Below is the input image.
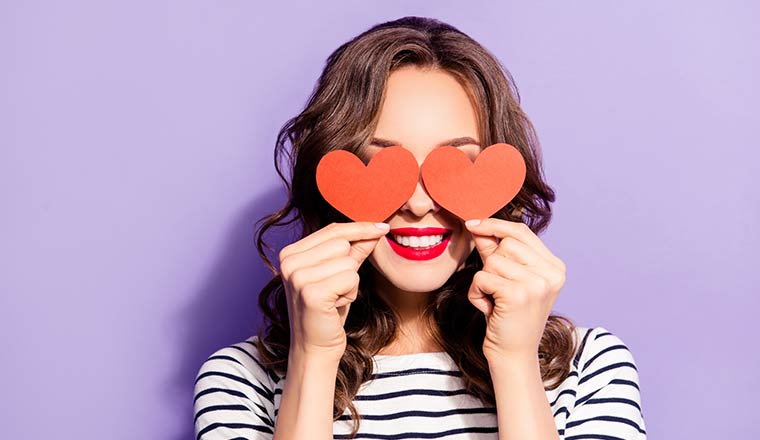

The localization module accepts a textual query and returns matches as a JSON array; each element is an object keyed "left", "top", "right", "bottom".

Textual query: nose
[{"left": 400, "top": 172, "right": 440, "bottom": 218}]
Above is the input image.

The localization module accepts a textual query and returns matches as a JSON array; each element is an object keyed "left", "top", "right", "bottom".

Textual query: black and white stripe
[{"left": 194, "top": 326, "right": 646, "bottom": 439}]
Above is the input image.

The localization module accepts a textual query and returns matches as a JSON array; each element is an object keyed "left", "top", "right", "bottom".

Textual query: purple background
[{"left": 2, "top": 1, "right": 757, "bottom": 439}]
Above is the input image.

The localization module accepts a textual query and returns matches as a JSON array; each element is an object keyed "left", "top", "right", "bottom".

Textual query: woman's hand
[
  {"left": 464, "top": 218, "right": 567, "bottom": 361},
  {"left": 278, "top": 221, "right": 389, "bottom": 360}
]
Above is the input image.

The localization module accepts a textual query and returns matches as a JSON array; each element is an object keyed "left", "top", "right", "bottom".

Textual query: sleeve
[
  {"left": 193, "top": 340, "right": 278, "bottom": 440},
  {"left": 563, "top": 326, "right": 647, "bottom": 440}
]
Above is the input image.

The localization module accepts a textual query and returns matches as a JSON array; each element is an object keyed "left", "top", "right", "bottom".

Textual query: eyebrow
[{"left": 369, "top": 136, "right": 482, "bottom": 148}]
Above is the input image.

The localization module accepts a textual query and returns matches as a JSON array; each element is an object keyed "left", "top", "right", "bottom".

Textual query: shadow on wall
[{"left": 168, "top": 186, "right": 296, "bottom": 440}]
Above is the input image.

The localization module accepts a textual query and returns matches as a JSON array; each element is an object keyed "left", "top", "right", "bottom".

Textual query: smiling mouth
[{"left": 388, "top": 230, "right": 454, "bottom": 249}]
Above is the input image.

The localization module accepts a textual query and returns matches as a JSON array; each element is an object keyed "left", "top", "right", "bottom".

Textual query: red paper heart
[
  {"left": 420, "top": 143, "right": 526, "bottom": 220},
  {"left": 316, "top": 146, "right": 419, "bottom": 222}
]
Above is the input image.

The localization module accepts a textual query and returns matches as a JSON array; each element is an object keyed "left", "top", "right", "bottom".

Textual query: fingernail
[
  {"left": 375, "top": 222, "right": 390, "bottom": 230},
  {"left": 465, "top": 219, "right": 481, "bottom": 227}
]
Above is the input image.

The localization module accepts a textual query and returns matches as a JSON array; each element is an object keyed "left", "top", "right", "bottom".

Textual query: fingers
[
  {"left": 288, "top": 255, "right": 358, "bottom": 292},
  {"left": 302, "top": 268, "right": 361, "bottom": 309},
  {"left": 280, "top": 222, "right": 389, "bottom": 260},
  {"left": 279, "top": 222, "right": 385, "bottom": 323},
  {"left": 469, "top": 232, "right": 500, "bottom": 261},
  {"left": 347, "top": 237, "right": 384, "bottom": 263},
  {"left": 482, "top": 253, "right": 536, "bottom": 281},
  {"left": 280, "top": 223, "right": 387, "bottom": 355},
  {"left": 281, "top": 236, "right": 383, "bottom": 278},
  {"left": 281, "top": 238, "right": 355, "bottom": 278},
  {"left": 465, "top": 218, "right": 564, "bottom": 269},
  {"left": 482, "top": 253, "right": 558, "bottom": 299},
  {"left": 468, "top": 270, "right": 529, "bottom": 317},
  {"left": 483, "top": 236, "right": 547, "bottom": 272},
  {"left": 465, "top": 218, "right": 544, "bottom": 251},
  {"left": 467, "top": 270, "right": 502, "bottom": 318}
]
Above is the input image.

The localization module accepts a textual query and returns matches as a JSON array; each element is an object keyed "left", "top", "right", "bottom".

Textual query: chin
[
  {"left": 374, "top": 263, "right": 454, "bottom": 293},
  {"left": 367, "top": 236, "right": 466, "bottom": 293},
  {"left": 382, "top": 274, "right": 449, "bottom": 293}
]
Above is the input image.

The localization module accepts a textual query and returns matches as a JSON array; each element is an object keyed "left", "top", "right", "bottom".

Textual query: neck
[{"left": 370, "top": 268, "right": 443, "bottom": 354}]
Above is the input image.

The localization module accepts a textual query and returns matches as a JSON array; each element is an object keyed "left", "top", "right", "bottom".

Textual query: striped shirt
[{"left": 194, "top": 325, "right": 646, "bottom": 439}]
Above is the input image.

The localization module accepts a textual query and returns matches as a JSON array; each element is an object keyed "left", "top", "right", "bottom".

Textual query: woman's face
[{"left": 366, "top": 66, "right": 480, "bottom": 293}]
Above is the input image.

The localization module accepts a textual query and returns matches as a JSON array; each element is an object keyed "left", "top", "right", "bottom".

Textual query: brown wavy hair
[{"left": 252, "top": 16, "right": 578, "bottom": 437}]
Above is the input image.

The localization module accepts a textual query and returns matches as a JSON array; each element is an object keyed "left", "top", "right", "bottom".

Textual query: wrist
[
  {"left": 289, "top": 346, "right": 345, "bottom": 366},
  {"left": 484, "top": 349, "right": 540, "bottom": 368}
]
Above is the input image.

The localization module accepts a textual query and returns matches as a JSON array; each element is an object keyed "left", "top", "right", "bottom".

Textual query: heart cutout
[
  {"left": 420, "top": 143, "right": 526, "bottom": 220},
  {"left": 316, "top": 145, "right": 419, "bottom": 222}
]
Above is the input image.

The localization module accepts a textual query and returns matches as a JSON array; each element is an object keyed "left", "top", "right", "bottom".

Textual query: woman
[{"left": 194, "top": 16, "right": 646, "bottom": 440}]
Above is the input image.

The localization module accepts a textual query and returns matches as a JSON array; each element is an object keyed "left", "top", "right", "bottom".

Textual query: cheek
[
  {"left": 463, "top": 233, "right": 476, "bottom": 258},
  {"left": 455, "top": 229, "right": 476, "bottom": 258},
  {"left": 368, "top": 235, "right": 393, "bottom": 266},
  {"left": 461, "top": 229, "right": 475, "bottom": 247},
  {"left": 366, "top": 246, "right": 382, "bottom": 274}
]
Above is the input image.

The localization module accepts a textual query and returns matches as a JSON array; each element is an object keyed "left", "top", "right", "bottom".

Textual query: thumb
[
  {"left": 349, "top": 237, "right": 383, "bottom": 264},
  {"left": 470, "top": 232, "right": 499, "bottom": 261},
  {"left": 336, "top": 284, "right": 357, "bottom": 326},
  {"left": 340, "top": 238, "right": 380, "bottom": 325},
  {"left": 467, "top": 276, "right": 494, "bottom": 318}
]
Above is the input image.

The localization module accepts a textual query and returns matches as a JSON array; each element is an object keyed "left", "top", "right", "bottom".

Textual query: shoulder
[
  {"left": 571, "top": 325, "right": 641, "bottom": 389},
  {"left": 563, "top": 326, "right": 647, "bottom": 437},
  {"left": 194, "top": 335, "right": 281, "bottom": 398},
  {"left": 194, "top": 335, "right": 283, "bottom": 438}
]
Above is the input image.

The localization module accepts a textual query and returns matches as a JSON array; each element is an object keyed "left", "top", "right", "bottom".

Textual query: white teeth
[{"left": 393, "top": 234, "right": 444, "bottom": 248}]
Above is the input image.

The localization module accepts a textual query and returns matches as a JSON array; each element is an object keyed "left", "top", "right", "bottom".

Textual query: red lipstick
[
  {"left": 389, "top": 227, "right": 448, "bottom": 236},
  {"left": 386, "top": 227, "right": 452, "bottom": 261}
]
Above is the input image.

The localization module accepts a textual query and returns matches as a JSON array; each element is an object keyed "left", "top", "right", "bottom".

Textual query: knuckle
[
  {"left": 483, "top": 256, "right": 499, "bottom": 273},
  {"left": 555, "top": 265, "right": 566, "bottom": 279},
  {"left": 335, "top": 238, "right": 351, "bottom": 253},
  {"left": 533, "top": 276, "right": 549, "bottom": 292},
  {"left": 513, "top": 288, "right": 529, "bottom": 305},
  {"left": 289, "top": 267, "right": 306, "bottom": 288},
  {"left": 348, "top": 271, "right": 360, "bottom": 285},
  {"left": 494, "top": 242, "right": 507, "bottom": 256},
  {"left": 323, "top": 238, "right": 349, "bottom": 256},
  {"left": 502, "top": 237, "right": 517, "bottom": 250},
  {"left": 554, "top": 271, "right": 566, "bottom": 287},
  {"left": 279, "top": 257, "right": 293, "bottom": 279},
  {"left": 480, "top": 257, "right": 491, "bottom": 271},
  {"left": 338, "top": 255, "right": 359, "bottom": 271},
  {"left": 337, "top": 267, "right": 352, "bottom": 281},
  {"left": 300, "top": 283, "right": 319, "bottom": 305}
]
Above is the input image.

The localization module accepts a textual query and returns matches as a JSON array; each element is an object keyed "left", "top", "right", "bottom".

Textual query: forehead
[{"left": 372, "top": 67, "right": 480, "bottom": 158}]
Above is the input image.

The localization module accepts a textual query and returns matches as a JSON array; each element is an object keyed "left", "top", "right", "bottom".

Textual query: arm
[
  {"left": 488, "top": 353, "right": 560, "bottom": 440},
  {"left": 272, "top": 350, "right": 341, "bottom": 440}
]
